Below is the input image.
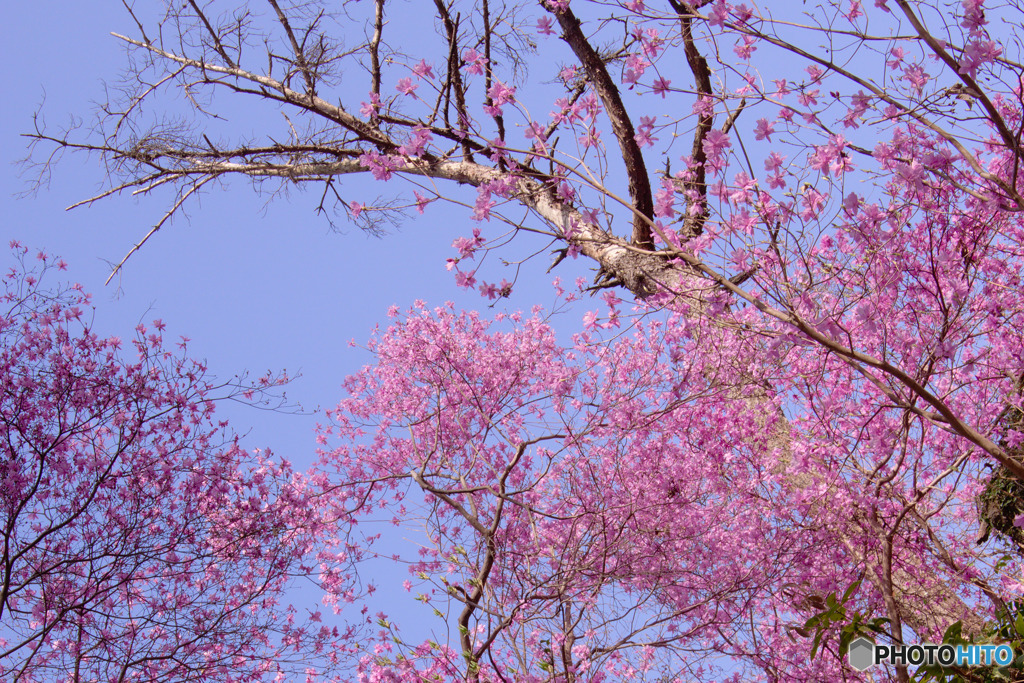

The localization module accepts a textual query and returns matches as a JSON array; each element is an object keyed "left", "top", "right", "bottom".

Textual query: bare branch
[{"left": 187, "top": 0, "right": 237, "bottom": 68}]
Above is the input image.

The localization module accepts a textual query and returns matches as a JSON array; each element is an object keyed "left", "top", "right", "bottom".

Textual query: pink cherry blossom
[
  {"left": 754, "top": 117, "right": 775, "bottom": 140},
  {"left": 412, "top": 59, "right": 435, "bottom": 79},
  {"left": 462, "top": 48, "right": 488, "bottom": 75},
  {"left": 396, "top": 77, "right": 417, "bottom": 95}
]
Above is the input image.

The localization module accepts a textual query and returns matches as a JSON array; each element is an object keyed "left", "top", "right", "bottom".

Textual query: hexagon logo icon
[{"left": 848, "top": 637, "right": 875, "bottom": 671}]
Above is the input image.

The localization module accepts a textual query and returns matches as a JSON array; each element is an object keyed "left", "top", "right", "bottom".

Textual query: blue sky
[{"left": 0, "top": 1, "right": 589, "bottom": 466}]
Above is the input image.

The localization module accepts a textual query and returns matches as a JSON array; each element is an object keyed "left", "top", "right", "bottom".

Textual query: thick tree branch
[
  {"left": 668, "top": 0, "right": 714, "bottom": 238},
  {"left": 552, "top": 6, "right": 656, "bottom": 249}
]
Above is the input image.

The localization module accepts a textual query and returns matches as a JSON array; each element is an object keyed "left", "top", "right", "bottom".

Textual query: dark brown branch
[
  {"left": 434, "top": 0, "right": 473, "bottom": 160},
  {"left": 482, "top": 0, "right": 507, "bottom": 149},
  {"left": 553, "top": 7, "right": 655, "bottom": 249},
  {"left": 668, "top": 0, "right": 714, "bottom": 239}
]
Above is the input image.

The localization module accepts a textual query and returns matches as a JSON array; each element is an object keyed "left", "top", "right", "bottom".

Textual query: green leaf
[
  {"left": 942, "top": 620, "right": 963, "bottom": 645},
  {"left": 802, "top": 614, "right": 821, "bottom": 631},
  {"left": 810, "top": 630, "right": 825, "bottom": 659},
  {"left": 838, "top": 628, "right": 856, "bottom": 656}
]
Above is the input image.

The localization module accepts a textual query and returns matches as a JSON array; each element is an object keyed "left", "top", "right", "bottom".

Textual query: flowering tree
[
  {"left": 0, "top": 245, "right": 336, "bottom": 682},
  {"left": 27, "top": 0, "right": 1024, "bottom": 679},
  {"left": 314, "top": 302, "right": 828, "bottom": 681}
]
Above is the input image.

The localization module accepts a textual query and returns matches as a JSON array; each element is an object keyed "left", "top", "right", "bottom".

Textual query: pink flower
[
  {"left": 454, "top": 269, "right": 477, "bottom": 289},
  {"left": 962, "top": 0, "right": 988, "bottom": 30},
  {"left": 708, "top": 1, "right": 730, "bottom": 28},
  {"left": 525, "top": 122, "right": 548, "bottom": 154},
  {"left": 359, "top": 92, "right": 381, "bottom": 117},
  {"left": 843, "top": 192, "right": 860, "bottom": 215},
  {"left": 654, "top": 180, "right": 676, "bottom": 219},
  {"left": 734, "top": 35, "right": 757, "bottom": 59},
  {"left": 887, "top": 47, "right": 905, "bottom": 69},
  {"left": 456, "top": 228, "right": 487, "bottom": 258},
  {"left": 484, "top": 81, "right": 516, "bottom": 116},
  {"left": 479, "top": 280, "right": 512, "bottom": 300},
  {"left": 414, "top": 191, "right": 433, "bottom": 214},
  {"left": 960, "top": 38, "right": 1001, "bottom": 78},
  {"left": 489, "top": 81, "right": 516, "bottom": 106},
  {"left": 902, "top": 64, "right": 929, "bottom": 94},
  {"left": 396, "top": 77, "right": 417, "bottom": 95},
  {"left": 798, "top": 89, "right": 819, "bottom": 107},
  {"left": 474, "top": 195, "right": 497, "bottom": 220},
  {"left": 480, "top": 281, "right": 499, "bottom": 299},
  {"left": 578, "top": 126, "right": 601, "bottom": 148},
  {"left": 413, "top": 59, "right": 434, "bottom": 80},
  {"left": 898, "top": 159, "right": 928, "bottom": 195},
  {"left": 537, "top": 17, "right": 555, "bottom": 35},
  {"left": 634, "top": 116, "right": 657, "bottom": 147},
  {"left": 692, "top": 96, "right": 714, "bottom": 117},
  {"left": 753, "top": 118, "right": 775, "bottom": 141},
  {"left": 652, "top": 77, "right": 672, "bottom": 98},
  {"left": 728, "top": 210, "right": 757, "bottom": 235},
  {"left": 398, "top": 127, "right": 432, "bottom": 157},
  {"left": 638, "top": 28, "right": 664, "bottom": 58},
  {"left": 462, "top": 48, "right": 488, "bottom": 76},
  {"left": 809, "top": 146, "right": 834, "bottom": 177},
  {"left": 702, "top": 129, "right": 731, "bottom": 164},
  {"left": 622, "top": 54, "right": 649, "bottom": 87},
  {"left": 557, "top": 182, "right": 576, "bottom": 202},
  {"left": 358, "top": 151, "right": 403, "bottom": 181},
  {"left": 764, "top": 151, "right": 786, "bottom": 172},
  {"left": 800, "top": 187, "right": 826, "bottom": 220},
  {"left": 729, "top": 172, "right": 756, "bottom": 204}
]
